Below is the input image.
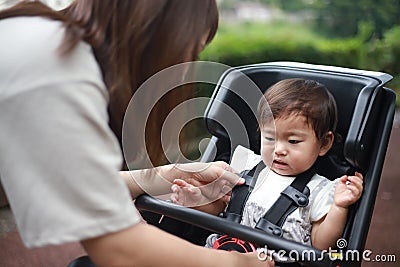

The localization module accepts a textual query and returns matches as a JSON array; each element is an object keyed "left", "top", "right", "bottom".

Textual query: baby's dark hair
[{"left": 258, "top": 78, "right": 338, "bottom": 143}]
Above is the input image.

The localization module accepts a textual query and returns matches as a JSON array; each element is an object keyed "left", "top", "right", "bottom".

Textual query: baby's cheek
[{"left": 261, "top": 149, "right": 274, "bottom": 166}]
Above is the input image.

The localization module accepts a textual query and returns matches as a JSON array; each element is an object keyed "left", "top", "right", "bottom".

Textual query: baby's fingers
[
  {"left": 171, "top": 184, "right": 181, "bottom": 193},
  {"left": 347, "top": 175, "right": 363, "bottom": 189},
  {"left": 173, "top": 178, "right": 191, "bottom": 187},
  {"left": 346, "top": 173, "right": 363, "bottom": 196},
  {"left": 339, "top": 175, "right": 349, "bottom": 184},
  {"left": 354, "top": 171, "right": 363, "bottom": 179},
  {"left": 170, "top": 193, "right": 182, "bottom": 205}
]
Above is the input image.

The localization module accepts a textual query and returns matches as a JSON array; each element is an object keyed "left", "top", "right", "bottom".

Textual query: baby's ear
[{"left": 319, "top": 131, "right": 334, "bottom": 156}]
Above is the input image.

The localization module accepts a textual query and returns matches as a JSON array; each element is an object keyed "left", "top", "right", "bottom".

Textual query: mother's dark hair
[{"left": 0, "top": 0, "right": 218, "bottom": 165}]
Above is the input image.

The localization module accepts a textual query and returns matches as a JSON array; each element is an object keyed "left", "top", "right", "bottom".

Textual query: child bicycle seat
[{"left": 197, "top": 62, "right": 395, "bottom": 265}]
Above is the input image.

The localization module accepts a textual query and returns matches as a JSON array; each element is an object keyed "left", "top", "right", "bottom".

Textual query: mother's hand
[
  {"left": 173, "top": 161, "right": 244, "bottom": 204},
  {"left": 121, "top": 161, "right": 243, "bottom": 201}
]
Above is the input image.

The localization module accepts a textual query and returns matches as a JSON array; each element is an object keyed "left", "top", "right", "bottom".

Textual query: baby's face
[{"left": 260, "top": 115, "right": 324, "bottom": 176}]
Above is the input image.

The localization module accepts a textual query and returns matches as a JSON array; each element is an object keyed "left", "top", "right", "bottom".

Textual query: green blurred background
[{"left": 201, "top": 0, "right": 399, "bottom": 105}]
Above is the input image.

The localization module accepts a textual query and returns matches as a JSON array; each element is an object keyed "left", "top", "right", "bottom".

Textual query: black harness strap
[
  {"left": 255, "top": 164, "right": 316, "bottom": 236},
  {"left": 225, "top": 161, "right": 317, "bottom": 236},
  {"left": 225, "top": 161, "right": 265, "bottom": 223}
]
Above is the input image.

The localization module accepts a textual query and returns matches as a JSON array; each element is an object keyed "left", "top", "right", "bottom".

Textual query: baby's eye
[
  {"left": 289, "top": 139, "right": 301, "bottom": 144},
  {"left": 264, "top": 137, "right": 275, "bottom": 142}
]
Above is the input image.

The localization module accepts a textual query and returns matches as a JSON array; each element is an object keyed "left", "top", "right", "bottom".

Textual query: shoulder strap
[
  {"left": 225, "top": 160, "right": 317, "bottom": 237},
  {"left": 255, "top": 163, "right": 317, "bottom": 236},
  {"left": 224, "top": 161, "right": 265, "bottom": 223}
]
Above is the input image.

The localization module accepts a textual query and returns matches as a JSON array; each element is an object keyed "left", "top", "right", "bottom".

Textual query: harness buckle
[
  {"left": 281, "top": 185, "right": 310, "bottom": 207},
  {"left": 255, "top": 218, "right": 283, "bottom": 237}
]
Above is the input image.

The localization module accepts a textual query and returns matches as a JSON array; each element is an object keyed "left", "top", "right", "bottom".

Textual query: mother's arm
[
  {"left": 121, "top": 161, "right": 243, "bottom": 200},
  {"left": 81, "top": 222, "right": 274, "bottom": 267}
]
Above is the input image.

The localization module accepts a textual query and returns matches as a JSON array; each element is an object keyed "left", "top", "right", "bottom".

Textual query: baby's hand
[
  {"left": 171, "top": 179, "right": 208, "bottom": 207},
  {"left": 334, "top": 172, "right": 364, "bottom": 209}
]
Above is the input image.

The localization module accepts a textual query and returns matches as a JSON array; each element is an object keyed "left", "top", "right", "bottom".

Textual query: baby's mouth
[{"left": 273, "top": 159, "right": 288, "bottom": 168}]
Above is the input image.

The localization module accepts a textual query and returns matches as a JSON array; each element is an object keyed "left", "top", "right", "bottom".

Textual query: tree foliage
[
  {"left": 258, "top": 0, "right": 400, "bottom": 38},
  {"left": 310, "top": 0, "right": 400, "bottom": 38}
]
